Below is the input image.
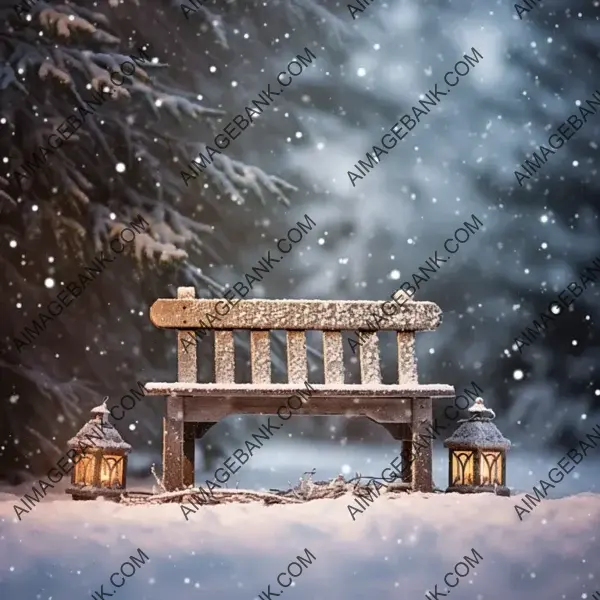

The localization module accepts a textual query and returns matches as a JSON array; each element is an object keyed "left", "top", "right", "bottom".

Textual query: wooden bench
[{"left": 146, "top": 287, "right": 455, "bottom": 493}]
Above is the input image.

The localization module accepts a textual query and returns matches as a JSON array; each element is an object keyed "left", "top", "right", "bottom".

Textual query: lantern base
[
  {"left": 445, "top": 485, "right": 510, "bottom": 497},
  {"left": 66, "top": 487, "right": 124, "bottom": 502}
]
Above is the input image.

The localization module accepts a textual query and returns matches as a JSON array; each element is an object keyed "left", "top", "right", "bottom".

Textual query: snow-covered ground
[
  {"left": 1, "top": 438, "right": 600, "bottom": 600},
  {"left": 0, "top": 490, "right": 599, "bottom": 600}
]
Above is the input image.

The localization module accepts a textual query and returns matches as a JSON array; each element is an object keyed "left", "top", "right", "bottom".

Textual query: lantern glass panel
[
  {"left": 100, "top": 454, "right": 124, "bottom": 488},
  {"left": 74, "top": 452, "right": 95, "bottom": 486},
  {"left": 480, "top": 451, "right": 503, "bottom": 485},
  {"left": 451, "top": 450, "right": 474, "bottom": 485}
]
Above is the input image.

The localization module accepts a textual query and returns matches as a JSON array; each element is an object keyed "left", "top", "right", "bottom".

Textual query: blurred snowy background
[{"left": 1, "top": 0, "right": 600, "bottom": 483}]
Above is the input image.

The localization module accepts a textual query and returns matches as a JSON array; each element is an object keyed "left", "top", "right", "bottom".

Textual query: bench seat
[
  {"left": 147, "top": 383, "right": 454, "bottom": 424},
  {"left": 145, "top": 382, "right": 455, "bottom": 398}
]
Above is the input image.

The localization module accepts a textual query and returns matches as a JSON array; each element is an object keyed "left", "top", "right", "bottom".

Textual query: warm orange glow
[
  {"left": 480, "top": 451, "right": 503, "bottom": 485},
  {"left": 99, "top": 454, "right": 124, "bottom": 488},
  {"left": 74, "top": 453, "right": 95, "bottom": 486},
  {"left": 451, "top": 450, "right": 474, "bottom": 485}
]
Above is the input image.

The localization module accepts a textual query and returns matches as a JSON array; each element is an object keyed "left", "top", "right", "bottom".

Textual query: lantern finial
[
  {"left": 91, "top": 397, "right": 111, "bottom": 424},
  {"left": 468, "top": 396, "right": 495, "bottom": 420},
  {"left": 101, "top": 396, "right": 109, "bottom": 421}
]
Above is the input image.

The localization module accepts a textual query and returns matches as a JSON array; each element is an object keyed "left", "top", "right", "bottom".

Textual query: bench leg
[
  {"left": 183, "top": 423, "right": 196, "bottom": 488},
  {"left": 401, "top": 440, "right": 412, "bottom": 482},
  {"left": 181, "top": 423, "right": 218, "bottom": 488},
  {"left": 411, "top": 397, "right": 433, "bottom": 493},
  {"left": 163, "top": 397, "right": 185, "bottom": 491}
]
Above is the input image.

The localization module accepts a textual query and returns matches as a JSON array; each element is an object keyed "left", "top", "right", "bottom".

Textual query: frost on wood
[
  {"left": 286, "top": 331, "right": 308, "bottom": 383},
  {"left": 359, "top": 332, "right": 381, "bottom": 384},
  {"left": 144, "top": 382, "right": 456, "bottom": 397},
  {"left": 177, "top": 287, "right": 197, "bottom": 383},
  {"left": 153, "top": 296, "right": 451, "bottom": 390},
  {"left": 323, "top": 332, "right": 344, "bottom": 384},
  {"left": 150, "top": 299, "right": 442, "bottom": 331},
  {"left": 214, "top": 331, "right": 235, "bottom": 383},
  {"left": 251, "top": 331, "right": 271, "bottom": 383},
  {"left": 397, "top": 333, "right": 418, "bottom": 384}
]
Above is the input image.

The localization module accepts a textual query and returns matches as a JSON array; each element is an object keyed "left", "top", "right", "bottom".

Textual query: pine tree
[{"left": 0, "top": 0, "right": 310, "bottom": 481}]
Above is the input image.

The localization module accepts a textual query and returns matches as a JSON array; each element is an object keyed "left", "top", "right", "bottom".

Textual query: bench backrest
[{"left": 149, "top": 287, "right": 443, "bottom": 386}]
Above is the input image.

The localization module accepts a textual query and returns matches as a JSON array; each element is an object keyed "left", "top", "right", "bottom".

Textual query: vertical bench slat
[
  {"left": 178, "top": 288, "right": 197, "bottom": 489},
  {"left": 163, "top": 286, "right": 197, "bottom": 491},
  {"left": 323, "top": 331, "right": 344, "bottom": 384},
  {"left": 397, "top": 332, "right": 417, "bottom": 384},
  {"left": 287, "top": 330, "right": 308, "bottom": 383},
  {"left": 359, "top": 332, "right": 382, "bottom": 384},
  {"left": 177, "top": 288, "right": 198, "bottom": 384},
  {"left": 251, "top": 331, "right": 271, "bottom": 383},
  {"left": 214, "top": 330, "right": 235, "bottom": 383}
]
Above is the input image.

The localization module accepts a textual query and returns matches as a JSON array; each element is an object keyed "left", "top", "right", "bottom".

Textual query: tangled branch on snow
[{"left": 120, "top": 469, "right": 418, "bottom": 506}]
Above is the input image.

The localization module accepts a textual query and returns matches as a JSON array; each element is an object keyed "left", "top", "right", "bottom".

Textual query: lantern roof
[
  {"left": 67, "top": 397, "right": 132, "bottom": 452},
  {"left": 444, "top": 396, "right": 511, "bottom": 451}
]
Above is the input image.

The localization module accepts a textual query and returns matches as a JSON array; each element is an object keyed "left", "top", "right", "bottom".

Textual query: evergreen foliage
[{"left": 0, "top": 0, "right": 305, "bottom": 481}]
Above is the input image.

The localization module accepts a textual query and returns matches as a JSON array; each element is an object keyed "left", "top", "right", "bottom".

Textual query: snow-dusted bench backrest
[{"left": 149, "top": 287, "right": 443, "bottom": 386}]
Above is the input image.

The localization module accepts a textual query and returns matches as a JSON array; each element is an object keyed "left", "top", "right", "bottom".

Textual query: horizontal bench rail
[
  {"left": 149, "top": 298, "right": 442, "bottom": 331},
  {"left": 145, "top": 382, "right": 455, "bottom": 398},
  {"left": 181, "top": 396, "right": 415, "bottom": 423}
]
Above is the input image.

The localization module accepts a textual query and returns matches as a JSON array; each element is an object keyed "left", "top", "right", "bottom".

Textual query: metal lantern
[
  {"left": 66, "top": 398, "right": 131, "bottom": 501},
  {"left": 443, "top": 396, "right": 511, "bottom": 496}
]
